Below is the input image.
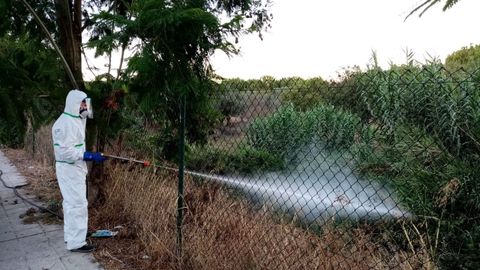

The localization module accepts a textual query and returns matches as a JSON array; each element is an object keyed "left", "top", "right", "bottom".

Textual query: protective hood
[{"left": 64, "top": 90, "right": 88, "bottom": 117}]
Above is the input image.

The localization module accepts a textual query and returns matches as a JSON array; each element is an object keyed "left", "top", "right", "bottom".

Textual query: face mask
[
  {"left": 79, "top": 98, "right": 94, "bottom": 119},
  {"left": 80, "top": 109, "right": 89, "bottom": 119}
]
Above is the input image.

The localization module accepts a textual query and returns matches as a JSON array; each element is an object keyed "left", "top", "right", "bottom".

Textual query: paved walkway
[{"left": 0, "top": 150, "right": 103, "bottom": 270}]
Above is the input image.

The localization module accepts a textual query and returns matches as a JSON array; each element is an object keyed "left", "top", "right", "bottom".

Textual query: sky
[
  {"left": 210, "top": 0, "right": 480, "bottom": 80},
  {"left": 83, "top": 0, "right": 480, "bottom": 81}
]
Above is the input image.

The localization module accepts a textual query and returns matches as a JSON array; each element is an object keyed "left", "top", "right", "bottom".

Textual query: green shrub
[
  {"left": 246, "top": 104, "right": 311, "bottom": 163},
  {"left": 186, "top": 143, "right": 284, "bottom": 174},
  {"left": 351, "top": 126, "right": 444, "bottom": 210},
  {"left": 0, "top": 35, "right": 65, "bottom": 147},
  {"left": 215, "top": 91, "right": 247, "bottom": 118},
  {"left": 246, "top": 103, "right": 365, "bottom": 164},
  {"left": 228, "top": 145, "right": 284, "bottom": 173},
  {"left": 280, "top": 79, "right": 328, "bottom": 111},
  {"left": 117, "top": 104, "right": 164, "bottom": 158},
  {"left": 307, "top": 105, "right": 363, "bottom": 149},
  {"left": 186, "top": 144, "right": 230, "bottom": 173},
  {"left": 281, "top": 88, "right": 321, "bottom": 111},
  {"left": 445, "top": 44, "right": 480, "bottom": 72}
]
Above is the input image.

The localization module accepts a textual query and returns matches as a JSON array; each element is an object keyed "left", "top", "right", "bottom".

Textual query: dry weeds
[
  {"left": 3, "top": 148, "right": 60, "bottom": 205},
  {"left": 24, "top": 123, "right": 55, "bottom": 166},
  {"left": 90, "top": 164, "right": 435, "bottom": 270},
  {"left": 3, "top": 140, "right": 437, "bottom": 269}
]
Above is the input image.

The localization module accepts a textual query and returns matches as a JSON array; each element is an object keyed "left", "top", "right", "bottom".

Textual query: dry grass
[
  {"left": 91, "top": 164, "right": 435, "bottom": 270},
  {"left": 5, "top": 123, "right": 59, "bottom": 220},
  {"left": 3, "top": 125, "right": 437, "bottom": 269},
  {"left": 23, "top": 123, "right": 55, "bottom": 167},
  {"left": 3, "top": 148, "right": 60, "bottom": 205},
  {"left": 3, "top": 147, "right": 62, "bottom": 224}
]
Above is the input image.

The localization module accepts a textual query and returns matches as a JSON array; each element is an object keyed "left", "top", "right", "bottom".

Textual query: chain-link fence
[{"left": 177, "top": 65, "right": 480, "bottom": 269}]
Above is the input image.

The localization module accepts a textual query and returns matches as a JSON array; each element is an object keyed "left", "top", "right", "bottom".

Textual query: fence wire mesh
[{"left": 179, "top": 66, "right": 480, "bottom": 269}]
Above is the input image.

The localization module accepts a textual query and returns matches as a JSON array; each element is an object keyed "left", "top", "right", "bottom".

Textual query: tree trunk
[
  {"left": 55, "top": 0, "right": 103, "bottom": 205},
  {"left": 54, "top": 0, "right": 84, "bottom": 89}
]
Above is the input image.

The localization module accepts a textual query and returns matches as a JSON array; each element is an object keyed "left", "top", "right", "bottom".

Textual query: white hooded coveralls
[{"left": 52, "top": 90, "right": 88, "bottom": 250}]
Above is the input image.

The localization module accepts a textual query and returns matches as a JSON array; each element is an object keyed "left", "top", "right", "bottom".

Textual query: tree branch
[{"left": 18, "top": 0, "right": 79, "bottom": 89}]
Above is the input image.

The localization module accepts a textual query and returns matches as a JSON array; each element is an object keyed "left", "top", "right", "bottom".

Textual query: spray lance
[
  {"left": 100, "top": 153, "right": 181, "bottom": 173},
  {"left": 100, "top": 153, "right": 212, "bottom": 179},
  {"left": 101, "top": 154, "right": 152, "bottom": 167}
]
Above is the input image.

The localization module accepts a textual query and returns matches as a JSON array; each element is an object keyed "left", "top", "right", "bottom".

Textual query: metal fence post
[{"left": 176, "top": 94, "right": 186, "bottom": 260}]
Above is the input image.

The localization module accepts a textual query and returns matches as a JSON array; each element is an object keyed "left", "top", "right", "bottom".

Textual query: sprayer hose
[{"left": 0, "top": 169, "right": 63, "bottom": 219}]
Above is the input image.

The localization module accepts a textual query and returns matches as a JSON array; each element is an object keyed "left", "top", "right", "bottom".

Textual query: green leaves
[
  {"left": 406, "top": 0, "right": 461, "bottom": 19},
  {"left": 247, "top": 104, "right": 306, "bottom": 163},
  {"left": 0, "top": 0, "right": 10, "bottom": 23},
  {"left": 84, "top": 0, "right": 272, "bottom": 158},
  {"left": 186, "top": 143, "right": 283, "bottom": 174},
  {"left": 445, "top": 44, "right": 480, "bottom": 72},
  {"left": 356, "top": 65, "right": 480, "bottom": 157},
  {"left": 247, "top": 103, "right": 363, "bottom": 164},
  {"left": 0, "top": 34, "right": 65, "bottom": 145}
]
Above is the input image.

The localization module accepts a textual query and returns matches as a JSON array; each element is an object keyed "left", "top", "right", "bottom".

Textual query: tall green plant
[
  {"left": 88, "top": 0, "right": 272, "bottom": 159},
  {"left": 247, "top": 103, "right": 365, "bottom": 164},
  {"left": 318, "top": 64, "right": 476, "bottom": 158},
  {"left": 327, "top": 64, "right": 480, "bottom": 268},
  {"left": 247, "top": 104, "right": 310, "bottom": 163}
]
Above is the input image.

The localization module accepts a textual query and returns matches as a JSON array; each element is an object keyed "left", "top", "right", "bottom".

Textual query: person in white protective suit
[{"left": 52, "top": 89, "right": 107, "bottom": 253}]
